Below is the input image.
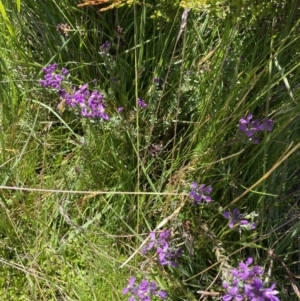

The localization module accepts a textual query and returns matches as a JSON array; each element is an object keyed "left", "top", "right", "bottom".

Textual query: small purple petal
[
  {"left": 239, "top": 118, "right": 248, "bottom": 125},
  {"left": 157, "top": 290, "right": 168, "bottom": 299},
  {"left": 223, "top": 294, "right": 233, "bottom": 301},
  {"left": 250, "top": 222, "right": 256, "bottom": 229},
  {"left": 61, "top": 68, "right": 69, "bottom": 75},
  {"left": 129, "top": 277, "right": 136, "bottom": 286},
  {"left": 240, "top": 220, "right": 249, "bottom": 225},
  {"left": 223, "top": 211, "right": 230, "bottom": 219},
  {"left": 191, "top": 182, "right": 198, "bottom": 189},
  {"left": 204, "top": 196, "right": 212, "bottom": 202},
  {"left": 246, "top": 257, "right": 253, "bottom": 265},
  {"left": 137, "top": 98, "right": 147, "bottom": 108}
]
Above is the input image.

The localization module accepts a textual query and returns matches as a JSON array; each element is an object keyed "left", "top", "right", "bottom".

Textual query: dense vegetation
[{"left": 0, "top": 0, "right": 300, "bottom": 300}]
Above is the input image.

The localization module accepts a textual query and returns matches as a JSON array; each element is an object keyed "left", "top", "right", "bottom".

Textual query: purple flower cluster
[
  {"left": 189, "top": 182, "right": 213, "bottom": 204},
  {"left": 142, "top": 229, "right": 182, "bottom": 267},
  {"left": 137, "top": 98, "right": 147, "bottom": 109},
  {"left": 223, "top": 208, "right": 256, "bottom": 230},
  {"left": 39, "top": 63, "right": 69, "bottom": 89},
  {"left": 100, "top": 41, "right": 110, "bottom": 55},
  {"left": 239, "top": 114, "right": 273, "bottom": 144},
  {"left": 223, "top": 258, "right": 280, "bottom": 301},
  {"left": 122, "top": 277, "right": 167, "bottom": 301},
  {"left": 40, "top": 63, "right": 109, "bottom": 120}
]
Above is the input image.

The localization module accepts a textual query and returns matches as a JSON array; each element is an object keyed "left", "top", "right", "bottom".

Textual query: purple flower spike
[
  {"left": 100, "top": 40, "right": 110, "bottom": 55},
  {"left": 239, "top": 114, "right": 274, "bottom": 144},
  {"left": 222, "top": 259, "right": 280, "bottom": 301},
  {"left": 39, "top": 63, "right": 67, "bottom": 90},
  {"left": 122, "top": 277, "right": 167, "bottom": 300},
  {"left": 101, "top": 41, "right": 110, "bottom": 49},
  {"left": 137, "top": 98, "right": 147, "bottom": 109},
  {"left": 40, "top": 64, "right": 110, "bottom": 120},
  {"left": 142, "top": 229, "right": 182, "bottom": 267},
  {"left": 190, "top": 182, "right": 213, "bottom": 204},
  {"left": 244, "top": 279, "right": 280, "bottom": 301}
]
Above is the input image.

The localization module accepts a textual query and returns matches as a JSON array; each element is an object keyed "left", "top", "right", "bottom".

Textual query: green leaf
[
  {"left": 16, "top": 0, "right": 20, "bottom": 12},
  {"left": 0, "top": 1, "right": 16, "bottom": 38}
]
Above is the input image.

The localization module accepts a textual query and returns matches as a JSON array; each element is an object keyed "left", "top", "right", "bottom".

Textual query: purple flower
[
  {"left": 142, "top": 229, "right": 182, "bottom": 267},
  {"left": 244, "top": 279, "right": 280, "bottom": 301},
  {"left": 228, "top": 257, "right": 263, "bottom": 282},
  {"left": 158, "top": 247, "right": 182, "bottom": 267},
  {"left": 39, "top": 63, "right": 67, "bottom": 90},
  {"left": 157, "top": 290, "right": 167, "bottom": 299},
  {"left": 148, "top": 282, "right": 157, "bottom": 294},
  {"left": 222, "top": 258, "right": 279, "bottom": 301},
  {"left": 159, "top": 229, "right": 171, "bottom": 240},
  {"left": 237, "top": 257, "right": 263, "bottom": 280},
  {"left": 239, "top": 114, "right": 273, "bottom": 144},
  {"left": 262, "top": 118, "right": 274, "bottom": 132},
  {"left": 122, "top": 277, "right": 136, "bottom": 295},
  {"left": 190, "top": 182, "right": 212, "bottom": 204},
  {"left": 239, "top": 114, "right": 260, "bottom": 137},
  {"left": 100, "top": 40, "right": 110, "bottom": 55},
  {"left": 61, "top": 68, "right": 69, "bottom": 75},
  {"left": 42, "top": 63, "right": 58, "bottom": 74},
  {"left": 122, "top": 277, "right": 167, "bottom": 300},
  {"left": 222, "top": 285, "right": 243, "bottom": 301},
  {"left": 101, "top": 41, "right": 110, "bottom": 49},
  {"left": 137, "top": 98, "right": 147, "bottom": 108},
  {"left": 223, "top": 208, "right": 256, "bottom": 230},
  {"left": 40, "top": 64, "right": 109, "bottom": 120},
  {"left": 117, "top": 107, "right": 124, "bottom": 113}
]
